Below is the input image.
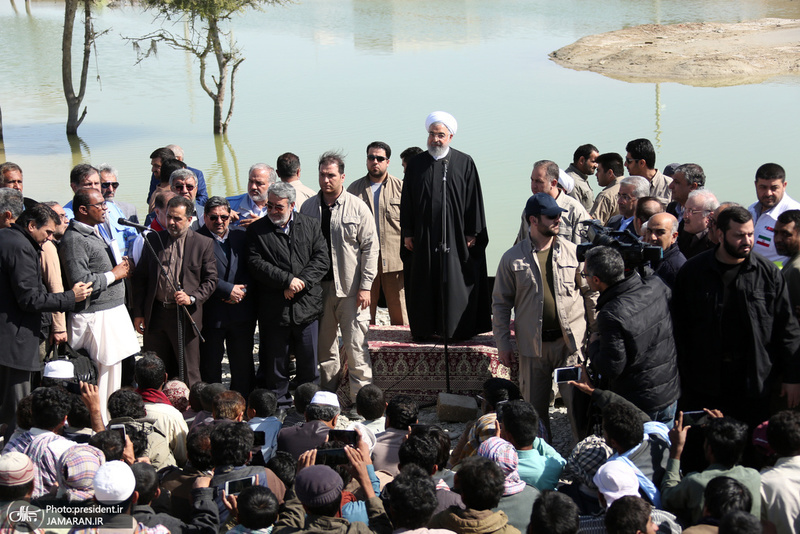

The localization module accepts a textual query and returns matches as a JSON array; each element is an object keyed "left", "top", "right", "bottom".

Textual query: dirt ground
[{"left": 550, "top": 18, "right": 800, "bottom": 87}]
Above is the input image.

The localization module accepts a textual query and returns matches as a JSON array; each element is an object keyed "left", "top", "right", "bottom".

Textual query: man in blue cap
[{"left": 492, "top": 193, "right": 597, "bottom": 439}]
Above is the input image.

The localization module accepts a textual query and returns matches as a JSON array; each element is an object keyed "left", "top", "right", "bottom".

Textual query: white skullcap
[
  {"left": 93, "top": 461, "right": 135, "bottom": 504},
  {"left": 593, "top": 461, "right": 640, "bottom": 508},
  {"left": 425, "top": 111, "right": 458, "bottom": 136},
  {"left": 310, "top": 391, "right": 340, "bottom": 408},
  {"left": 558, "top": 168, "right": 575, "bottom": 194},
  {"left": 43, "top": 360, "right": 75, "bottom": 379}
]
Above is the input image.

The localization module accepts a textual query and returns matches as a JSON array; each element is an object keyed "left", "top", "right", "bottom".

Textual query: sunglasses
[
  {"left": 367, "top": 155, "right": 387, "bottom": 162},
  {"left": 208, "top": 214, "right": 229, "bottom": 222},
  {"left": 101, "top": 182, "right": 119, "bottom": 189}
]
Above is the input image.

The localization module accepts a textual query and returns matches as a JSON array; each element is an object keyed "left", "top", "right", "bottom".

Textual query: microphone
[{"left": 117, "top": 218, "right": 150, "bottom": 233}]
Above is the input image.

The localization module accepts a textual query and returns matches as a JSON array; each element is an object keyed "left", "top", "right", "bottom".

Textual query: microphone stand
[
  {"left": 436, "top": 159, "right": 452, "bottom": 394},
  {"left": 139, "top": 230, "right": 205, "bottom": 383}
]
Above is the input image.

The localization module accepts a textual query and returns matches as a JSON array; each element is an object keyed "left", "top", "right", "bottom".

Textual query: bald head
[{"left": 645, "top": 212, "right": 679, "bottom": 251}]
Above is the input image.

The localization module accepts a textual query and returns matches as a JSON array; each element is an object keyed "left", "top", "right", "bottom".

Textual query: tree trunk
[
  {"left": 208, "top": 20, "right": 228, "bottom": 134},
  {"left": 63, "top": 0, "right": 92, "bottom": 135},
  {"left": 0, "top": 105, "right": 4, "bottom": 142}
]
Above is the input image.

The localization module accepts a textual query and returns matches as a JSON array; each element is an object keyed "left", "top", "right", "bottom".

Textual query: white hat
[
  {"left": 558, "top": 168, "right": 575, "bottom": 194},
  {"left": 310, "top": 391, "right": 340, "bottom": 408},
  {"left": 43, "top": 360, "right": 74, "bottom": 379},
  {"left": 93, "top": 461, "right": 135, "bottom": 504},
  {"left": 593, "top": 461, "right": 640, "bottom": 508},
  {"left": 425, "top": 111, "right": 458, "bottom": 136}
]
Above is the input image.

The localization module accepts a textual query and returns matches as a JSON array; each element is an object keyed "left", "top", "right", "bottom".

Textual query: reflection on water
[{"left": 1, "top": 0, "right": 800, "bottom": 269}]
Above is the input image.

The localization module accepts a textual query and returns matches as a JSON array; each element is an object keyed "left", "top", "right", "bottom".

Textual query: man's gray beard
[
  {"left": 269, "top": 214, "right": 289, "bottom": 227},
  {"left": 428, "top": 144, "right": 448, "bottom": 159},
  {"left": 250, "top": 192, "right": 267, "bottom": 203}
]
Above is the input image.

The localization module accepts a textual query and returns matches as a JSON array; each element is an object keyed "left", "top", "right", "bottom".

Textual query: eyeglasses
[
  {"left": 174, "top": 184, "right": 195, "bottom": 191},
  {"left": 367, "top": 155, "right": 387, "bottom": 162},
  {"left": 208, "top": 214, "right": 229, "bottom": 222},
  {"left": 686, "top": 208, "right": 710, "bottom": 216},
  {"left": 101, "top": 182, "right": 119, "bottom": 189},
  {"left": 624, "top": 157, "right": 636, "bottom": 165},
  {"left": 267, "top": 202, "right": 288, "bottom": 212},
  {"left": 428, "top": 132, "right": 449, "bottom": 140},
  {"left": 88, "top": 201, "right": 107, "bottom": 209},
  {"left": 617, "top": 193, "right": 634, "bottom": 201}
]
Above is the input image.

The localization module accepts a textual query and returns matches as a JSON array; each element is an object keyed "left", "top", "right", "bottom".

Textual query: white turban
[
  {"left": 558, "top": 168, "right": 575, "bottom": 194},
  {"left": 425, "top": 111, "right": 458, "bottom": 136}
]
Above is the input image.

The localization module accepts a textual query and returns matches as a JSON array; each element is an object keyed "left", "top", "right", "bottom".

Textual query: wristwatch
[{"left": 189, "top": 296, "right": 196, "bottom": 305}]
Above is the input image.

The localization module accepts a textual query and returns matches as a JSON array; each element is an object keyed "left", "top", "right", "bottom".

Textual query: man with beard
[
  {"left": 248, "top": 181, "right": 329, "bottom": 409},
  {"left": 493, "top": 193, "right": 596, "bottom": 438},
  {"left": 132, "top": 195, "right": 217, "bottom": 386},
  {"left": 774, "top": 210, "right": 800, "bottom": 313},
  {"left": 347, "top": 141, "right": 406, "bottom": 325},
  {"left": 198, "top": 196, "right": 256, "bottom": 395},
  {"left": 748, "top": 163, "right": 800, "bottom": 265},
  {"left": 400, "top": 111, "right": 491, "bottom": 341},
  {"left": 228, "top": 163, "right": 277, "bottom": 228},
  {"left": 673, "top": 206, "right": 800, "bottom": 426},
  {"left": 565, "top": 144, "right": 599, "bottom": 212}
]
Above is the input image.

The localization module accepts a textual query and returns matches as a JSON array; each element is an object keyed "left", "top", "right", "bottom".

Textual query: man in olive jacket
[{"left": 247, "top": 181, "right": 329, "bottom": 408}]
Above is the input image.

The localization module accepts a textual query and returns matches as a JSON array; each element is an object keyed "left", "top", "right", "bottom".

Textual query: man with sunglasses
[
  {"left": 493, "top": 193, "right": 597, "bottom": 439},
  {"left": 197, "top": 196, "right": 256, "bottom": 396},
  {"left": 98, "top": 163, "right": 138, "bottom": 224},
  {"left": 63, "top": 163, "right": 138, "bottom": 256},
  {"left": 347, "top": 141, "right": 407, "bottom": 325},
  {"left": 170, "top": 168, "right": 204, "bottom": 230}
]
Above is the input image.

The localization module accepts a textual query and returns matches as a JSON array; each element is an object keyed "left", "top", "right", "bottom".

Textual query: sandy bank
[{"left": 550, "top": 18, "right": 800, "bottom": 87}]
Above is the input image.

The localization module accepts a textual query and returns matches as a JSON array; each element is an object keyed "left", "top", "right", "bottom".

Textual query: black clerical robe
[{"left": 400, "top": 147, "right": 491, "bottom": 341}]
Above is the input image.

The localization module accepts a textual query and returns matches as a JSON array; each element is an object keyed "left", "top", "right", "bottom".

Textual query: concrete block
[{"left": 437, "top": 392, "right": 480, "bottom": 423}]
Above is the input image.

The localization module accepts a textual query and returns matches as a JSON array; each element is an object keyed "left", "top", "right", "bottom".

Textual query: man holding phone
[
  {"left": 493, "top": 193, "right": 597, "bottom": 439},
  {"left": 583, "top": 246, "right": 680, "bottom": 425}
]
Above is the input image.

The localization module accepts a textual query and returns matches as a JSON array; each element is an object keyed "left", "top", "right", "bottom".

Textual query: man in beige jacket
[
  {"left": 347, "top": 141, "right": 406, "bottom": 325},
  {"left": 300, "top": 151, "right": 379, "bottom": 403},
  {"left": 493, "top": 193, "right": 597, "bottom": 439}
]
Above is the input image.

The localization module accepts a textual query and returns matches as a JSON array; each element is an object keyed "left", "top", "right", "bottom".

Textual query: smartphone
[
  {"left": 682, "top": 410, "right": 708, "bottom": 427},
  {"left": 328, "top": 429, "right": 359, "bottom": 447},
  {"left": 555, "top": 366, "right": 581, "bottom": 383},
  {"left": 65, "top": 381, "right": 82, "bottom": 395},
  {"left": 109, "top": 423, "right": 126, "bottom": 442},
  {"left": 316, "top": 448, "right": 350, "bottom": 467},
  {"left": 224, "top": 475, "right": 256, "bottom": 496},
  {"left": 253, "top": 431, "right": 266, "bottom": 448}
]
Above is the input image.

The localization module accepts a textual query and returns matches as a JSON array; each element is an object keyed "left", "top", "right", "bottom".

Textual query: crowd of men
[{"left": 1, "top": 112, "right": 800, "bottom": 532}]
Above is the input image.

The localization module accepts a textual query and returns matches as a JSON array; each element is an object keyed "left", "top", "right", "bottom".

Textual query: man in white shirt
[{"left": 748, "top": 163, "right": 800, "bottom": 265}]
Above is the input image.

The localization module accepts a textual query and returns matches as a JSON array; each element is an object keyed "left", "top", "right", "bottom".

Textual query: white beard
[{"left": 427, "top": 144, "right": 449, "bottom": 160}]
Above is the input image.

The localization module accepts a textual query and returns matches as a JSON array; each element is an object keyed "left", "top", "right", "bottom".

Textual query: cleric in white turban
[
  {"left": 425, "top": 111, "right": 458, "bottom": 136},
  {"left": 400, "top": 111, "right": 491, "bottom": 342}
]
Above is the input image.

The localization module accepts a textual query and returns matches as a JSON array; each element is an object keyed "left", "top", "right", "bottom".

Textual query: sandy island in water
[{"left": 549, "top": 18, "right": 800, "bottom": 87}]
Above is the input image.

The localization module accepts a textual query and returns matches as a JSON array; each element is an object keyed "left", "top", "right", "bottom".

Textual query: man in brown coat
[{"left": 347, "top": 141, "right": 406, "bottom": 325}]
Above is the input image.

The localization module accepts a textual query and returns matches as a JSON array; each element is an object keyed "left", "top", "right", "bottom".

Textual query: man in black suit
[
  {"left": 197, "top": 196, "right": 256, "bottom": 395},
  {"left": 132, "top": 196, "right": 217, "bottom": 386}
]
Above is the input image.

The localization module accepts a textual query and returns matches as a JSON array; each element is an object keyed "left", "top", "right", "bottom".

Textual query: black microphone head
[{"left": 117, "top": 217, "right": 127, "bottom": 225}]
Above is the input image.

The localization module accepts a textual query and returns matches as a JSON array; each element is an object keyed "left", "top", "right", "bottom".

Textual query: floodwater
[{"left": 2, "top": 0, "right": 800, "bottom": 269}]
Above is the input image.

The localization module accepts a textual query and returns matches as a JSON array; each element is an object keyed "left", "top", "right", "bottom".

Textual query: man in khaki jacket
[
  {"left": 300, "top": 151, "right": 379, "bottom": 403},
  {"left": 493, "top": 193, "right": 597, "bottom": 439},
  {"left": 346, "top": 141, "right": 406, "bottom": 325}
]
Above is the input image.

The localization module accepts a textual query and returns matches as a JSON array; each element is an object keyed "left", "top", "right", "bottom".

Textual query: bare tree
[
  {"left": 130, "top": 0, "right": 284, "bottom": 134},
  {"left": 62, "top": 0, "right": 92, "bottom": 135}
]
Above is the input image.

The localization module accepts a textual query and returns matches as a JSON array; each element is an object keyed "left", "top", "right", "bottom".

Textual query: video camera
[{"left": 576, "top": 220, "right": 662, "bottom": 273}]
